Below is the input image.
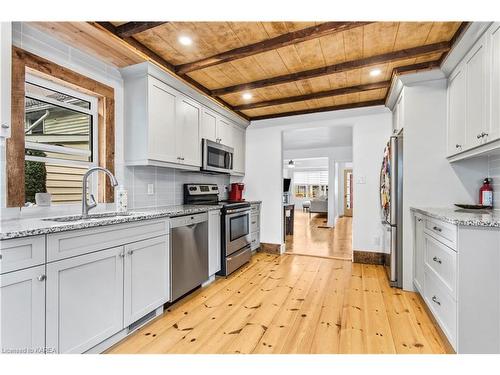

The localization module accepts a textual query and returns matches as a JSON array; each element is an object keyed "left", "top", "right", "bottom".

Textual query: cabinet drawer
[
  {"left": 250, "top": 213, "right": 260, "bottom": 234},
  {"left": 250, "top": 231, "right": 260, "bottom": 251},
  {"left": 47, "top": 219, "right": 169, "bottom": 262},
  {"left": 424, "top": 217, "right": 457, "bottom": 249},
  {"left": 424, "top": 233, "right": 457, "bottom": 297},
  {"left": 250, "top": 203, "right": 261, "bottom": 214},
  {"left": 0, "top": 236, "right": 45, "bottom": 274},
  {"left": 424, "top": 271, "right": 457, "bottom": 349}
]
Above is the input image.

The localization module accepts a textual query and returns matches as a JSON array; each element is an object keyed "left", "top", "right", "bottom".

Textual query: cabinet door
[
  {"left": 208, "top": 210, "right": 221, "bottom": 276},
  {"left": 123, "top": 235, "right": 170, "bottom": 327},
  {"left": 177, "top": 96, "right": 201, "bottom": 167},
  {"left": 466, "top": 36, "right": 489, "bottom": 148},
  {"left": 46, "top": 247, "right": 124, "bottom": 354},
  {"left": 0, "top": 22, "right": 11, "bottom": 138},
  {"left": 231, "top": 124, "right": 246, "bottom": 174},
  {"left": 217, "top": 118, "right": 234, "bottom": 147},
  {"left": 447, "top": 65, "right": 467, "bottom": 155},
  {"left": 1, "top": 265, "right": 45, "bottom": 353},
  {"left": 201, "top": 108, "right": 218, "bottom": 142},
  {"left": 148, "top": 77, "right": 178, "bottom": 163},
  {"left": 413, "top": 214, "right": 425, "bottom": 292},
  {"left": 489, "top": 22, "right": 500, "bottom": 143}
]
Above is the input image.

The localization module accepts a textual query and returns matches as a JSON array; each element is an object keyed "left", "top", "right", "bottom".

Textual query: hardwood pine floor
[
  {"left": 285, "top": 211, "right": 353, "bottom": 259},
  {"left": 107, "top": 253, "right": 448, "bottom": 354}
]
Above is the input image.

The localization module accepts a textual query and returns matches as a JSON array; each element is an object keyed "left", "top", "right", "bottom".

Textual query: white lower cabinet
[
  {"left": 413, "top": 210, "right": 500, "bottom": 353},
  {"left": 46, "top": 247, "right": 124, "bottom": 354},
  {"left": 413, "top": 214, "right": 424, "bottom": 292},
  {"left": 208, "top": 210, "right": 221, "bottom": 276},
  {"left": 1, "top": 265, "right": 46, "bottom": 353},
  {"left": 250, "top": 203, "right": 261, "bottom": 251},
  {"left": 124, "top": 235, "right": 170, "bottom": 327}
]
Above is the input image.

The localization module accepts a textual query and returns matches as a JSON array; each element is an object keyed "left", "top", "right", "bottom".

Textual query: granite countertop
[
  {"left": 411, "top": 207, "right": 500, "bottom": 227},
  {"left": 0, "top": 205, "right": 222, "bottom": 240}
]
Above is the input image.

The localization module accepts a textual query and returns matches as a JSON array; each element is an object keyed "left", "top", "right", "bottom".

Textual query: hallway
[{"left": 285, "top": 211, "right": 352, "bottom": 260}]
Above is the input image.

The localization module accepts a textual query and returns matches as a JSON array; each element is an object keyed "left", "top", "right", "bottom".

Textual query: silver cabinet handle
[
  {"left": 455, "top": 144, "right": 462, "bottom": 149},
  {"left": 477, "top": 133, "right": 483, "bottom": 139},
  {"left": 482, "top": 132, "right": 488, "bottom": 138},
  {"left": 0, "top": 253, "right": 2, "bottom": 260},
  {"left": 431, "top": 296, "right": 441, "bottom": 306},
  {"left": 127, "top": 250, "right": 134, "bottom": 255},
  {"left": 417, "top": 218, "right": 422, "bottom": 222},
  {"left": 1, "top": 123, "right": 9, "bottom": 129},
  {"left": 119, "top": 252, "right": 125, "bottom": 258},
  {"left": 433, "top": 226, "right": 442, "bottom": 232},
  {"left": 432, "top": 256, "right": 442, "bottom": 264},
  {"left": 38, "top": 275, "right": 46, "bottom": 282}
]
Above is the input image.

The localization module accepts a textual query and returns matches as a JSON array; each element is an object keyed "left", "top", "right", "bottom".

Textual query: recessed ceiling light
[
  {"left": 178, "top": 36, "right": 193, "bottom": 46},
  {"left": 242, "top": 92, "right": 253, "bottom": 100},
  {"left": 370, "top": 68, "right": 382, "bottom": 77}
]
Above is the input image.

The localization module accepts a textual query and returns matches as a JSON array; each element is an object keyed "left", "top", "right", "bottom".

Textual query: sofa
[{"left": 309, "top": 197, "right": 328, "bottom": 216}]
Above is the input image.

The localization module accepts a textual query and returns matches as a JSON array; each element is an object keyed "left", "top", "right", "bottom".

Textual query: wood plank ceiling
[{"left": 30, "top": 21, "right": 467, "bottom": 121}]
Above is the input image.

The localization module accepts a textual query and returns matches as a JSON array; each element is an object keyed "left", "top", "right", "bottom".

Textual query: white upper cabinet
[
  {"left": 447, "top": 23, "right": 500, "bottom": 161},
  {"left": 465, "top": 34, "right": 489, "bottom": 148},
  {"left": 489, "top": 23, "right": 500, "bottom": 143},
  {"left": 148, "top": 77, "right": 178, "bottom": 164},
  {"left": 123, "top": 63, "right": 247, "bottom": 173},
  {"left": 0, "top": 22, "right": 11, "bottom": 138},
  {"left": 447, "top": 65, "right": 467, "bottom": 154},
  {"left": 176, "top": 95, "right": 201, "bottom": 167},
  {"left": 201, "top": 108, "right": 218, "bottom": 142}
]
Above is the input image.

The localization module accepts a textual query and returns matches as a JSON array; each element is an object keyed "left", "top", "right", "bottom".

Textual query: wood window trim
[{"left": 7, "top": 47, "right": 115, "bottom": 207}]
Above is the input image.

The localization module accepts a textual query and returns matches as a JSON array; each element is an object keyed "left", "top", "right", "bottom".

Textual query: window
[
  {"left": 24, "top": 74, "right": 98, "bottom": 205},
  {"left": 293, "top": 170, "right": 329, "bottom": 199}
]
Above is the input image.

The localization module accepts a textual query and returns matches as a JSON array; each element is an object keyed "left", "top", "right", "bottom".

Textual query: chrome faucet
[{"left": 82, "top": 167, "right": 118, "bottom": 218}]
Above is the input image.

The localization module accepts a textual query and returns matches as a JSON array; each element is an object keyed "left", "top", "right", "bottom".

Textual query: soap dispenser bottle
[{"left": 116, "top": 185, "right": 128, "bottom": 213}]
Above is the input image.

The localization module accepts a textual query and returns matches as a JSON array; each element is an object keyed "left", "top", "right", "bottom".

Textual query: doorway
[{"left": 343, "top": 169, "right": 353, "bottom": 217}]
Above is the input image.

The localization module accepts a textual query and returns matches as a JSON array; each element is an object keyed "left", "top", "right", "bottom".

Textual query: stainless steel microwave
[{"left": 202, "top": 138, "right": 234, "bottom": 174}]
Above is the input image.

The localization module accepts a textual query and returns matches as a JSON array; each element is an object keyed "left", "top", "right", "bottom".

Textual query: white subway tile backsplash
[{"left": 122, "top": 166, "right": 230, "bottom": 209}]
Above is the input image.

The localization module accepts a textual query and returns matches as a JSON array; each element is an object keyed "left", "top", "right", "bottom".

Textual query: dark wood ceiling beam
[
  {"left": 91, "top": 22, "right": 250, "bottom": 120},
  {"left": 176, "top": 21, "right": 372, "bottom": 75},
  {"left": 234, "top": 81, "right": 390, "bottom": 111},
  {"left": 115, "top": 22, "right": 168, "bottom": 37},
  {"left": 249, "top": 99, "right": 385, "bottom": 121},
  {"left": 212, "top": 41, "right": 451, "bottom": 96}
]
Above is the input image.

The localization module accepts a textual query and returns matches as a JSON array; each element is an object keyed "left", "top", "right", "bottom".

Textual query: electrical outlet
[{"left": 147, "top": 184, "right": 154, "bottom": 195}]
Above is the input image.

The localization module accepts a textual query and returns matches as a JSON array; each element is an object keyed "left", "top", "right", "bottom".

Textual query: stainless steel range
[{"left": 184, "top": 183, "right": 252, "bottom": 276}]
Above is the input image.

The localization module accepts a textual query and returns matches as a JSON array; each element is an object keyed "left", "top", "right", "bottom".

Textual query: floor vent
[{"left": 128, "top": 310, "right": 157, "bottom": 332}]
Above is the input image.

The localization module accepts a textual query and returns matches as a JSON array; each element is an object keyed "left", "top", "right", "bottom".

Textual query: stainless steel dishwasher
[{"left": 170, "top": 212, "right": 209, "bottom": 301}]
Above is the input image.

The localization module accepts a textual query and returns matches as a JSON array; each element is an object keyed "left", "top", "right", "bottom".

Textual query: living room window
[
  {"left": 293, "top": 170, "right": 328, "bottom": 198},
  {"left": 24, "top": 75, "right": 98, "bottom": 205}
]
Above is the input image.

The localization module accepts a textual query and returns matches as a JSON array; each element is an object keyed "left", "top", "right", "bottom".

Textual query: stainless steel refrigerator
[{"left": 379, "top": 130, "right": 403, "bottom": 288}]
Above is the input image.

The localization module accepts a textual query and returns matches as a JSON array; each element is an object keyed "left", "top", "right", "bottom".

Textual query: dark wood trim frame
[
  {"left": 234, "top": 81, "right": 391, "bottom": 111},
  {"left": 176, "top": 22, "right": 372, "bottom": 75},
  {"left": 115, "top": 22, "right": 168, "bottom": 38},
  {"left": 212, "top": 41, "right": 451, "bottom": 96},
  {"left": 250, "top": 99, "right": 385, "bottom": 121},
  {"left": 7, "top": 47, "right": 115, "bottom": 207}
]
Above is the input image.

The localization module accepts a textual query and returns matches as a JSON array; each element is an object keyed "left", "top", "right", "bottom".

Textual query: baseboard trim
[
  {"left": 353, "top": 250, "right": 385, "bottom": 265},
  {"left": 259, "top": 242, "right": 281, "bottom": 255}
]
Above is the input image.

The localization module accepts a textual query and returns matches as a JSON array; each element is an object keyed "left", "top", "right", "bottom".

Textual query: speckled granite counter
[
  {"left": 0, "top": 205, "right": 222, "bottom": 240},
  {"left": 411, "top": 207, "right": 500, "bottom": 228}
]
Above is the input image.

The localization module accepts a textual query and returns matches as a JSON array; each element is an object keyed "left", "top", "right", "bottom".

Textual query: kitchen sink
[{"left": 42, "top": 212, "right": 134, "bottom": 222}]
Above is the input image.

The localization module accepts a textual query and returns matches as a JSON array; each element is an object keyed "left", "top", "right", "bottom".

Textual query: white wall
[
  {"left": 402, "top": 78, "right": 488, "bottom": 290},
  {"left": 352, "top": 115, "right": 392, "bottom": 252},
  {"left": 244, "top": 106, "right": 391, "bottom": 251}
]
